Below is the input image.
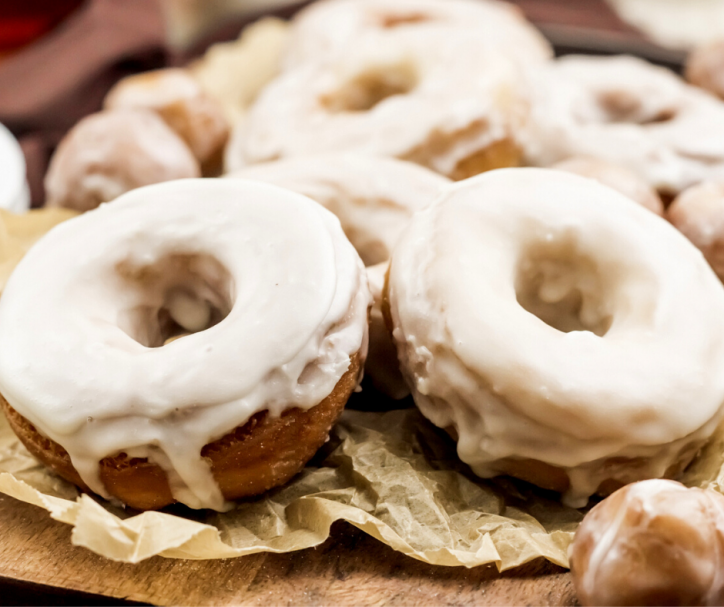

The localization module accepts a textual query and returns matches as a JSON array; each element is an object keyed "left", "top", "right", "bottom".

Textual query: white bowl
[{"left": 0, "top": 123, "right": 31, "bottom": 213}]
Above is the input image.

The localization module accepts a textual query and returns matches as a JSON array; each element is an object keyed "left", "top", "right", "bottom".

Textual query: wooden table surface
[{"left": 0, "top": 494, "right": 577, "bottom": 606}]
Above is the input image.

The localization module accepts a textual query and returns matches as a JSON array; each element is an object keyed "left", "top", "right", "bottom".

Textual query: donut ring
[
  {"left": 229, "top": 154, "right": 450, "bottom": 265},
  {"left": 553, "top": 157, "right": 663, "bottom": 216},
  {"left": 570, "top": 480, "right": 724, "bottom": 606},
  {"left": 385, "top": 168, "right": 724, "bottom": 507},
  {"left": 283, "top": 0, "right": 551, "bottom": 70},
  {"left": 104, "top": 68, "right": 229, "bottom": 174},
  {"left": 523, "top": 55, "right": 724, "bottom": 198},
  {"left": 230, "top": 154, "right": 448, "bottom": 399},
  {"left": 228, "top": 28, "right": 528, "bottom": 179},
  {"left": 668, "top": 181, "right": 724, "bottom": 282},
  {"left": 45, "top": 109, "right": 200, "bottom": 212},
  {"left": 0, "top": 179, "right": 370, "bottom": 511}
]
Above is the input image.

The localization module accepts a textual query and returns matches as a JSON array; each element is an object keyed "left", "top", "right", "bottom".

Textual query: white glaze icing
[
  {"left": 571, "top": 480, "right": 724, "bottom": 606},
  {"left": 0, "top": 179, "right": 370, "bottom": 510},
  {"left": 104, "top": 68, "right": 229, "bottom": 165},
  {"left": 522, "top": 55, "right": 724, "bottom": 195},
  {"left": 228, "top": 154, "right": 450, "bottom": 265},
  {"left": 229, "top": 154, "right": 448, "bottom": 399},
  {"left": 230, "top": 27, "right": 529, "bottom": 177},
  {"left": 0, "top": 123, "right": 30, "bottom": 213},
  {"left": 283, "top": 0, "right": 552, "bottom": 70},
  {"left": 387, "top": 168, "right": 724, "bottom": 506}
]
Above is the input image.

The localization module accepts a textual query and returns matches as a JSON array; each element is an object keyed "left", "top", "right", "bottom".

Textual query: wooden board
[{"left": 0, "top": 494, "right": 577, "bottom": 606}]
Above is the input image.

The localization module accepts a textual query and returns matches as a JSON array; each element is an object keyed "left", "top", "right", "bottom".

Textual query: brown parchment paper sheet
[
  {"left": 1, "top": 407, "right": 584, "bottom": 568},
  {"left": 0, "top": 208, "right": 78, "bottom": 294},
  {"left": 1, "top": 209, "right": 724, "bottom": 569}
]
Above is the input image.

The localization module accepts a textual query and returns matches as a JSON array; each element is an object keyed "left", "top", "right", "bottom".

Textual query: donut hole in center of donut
[
  {"left": 320, "top": 63, "right": 418, "bottom": 113},
  {"left": 116, "top": 253, "right": 233, "bottom": 347},
  {"left": 378, "top": 13, "right": 434, "bottom": 28},
  {"left": 595, "top": 90, "right": 678, "bottom": 125},
  {"left": 515, "top": 237, "right": 613, "bottom": 337}
]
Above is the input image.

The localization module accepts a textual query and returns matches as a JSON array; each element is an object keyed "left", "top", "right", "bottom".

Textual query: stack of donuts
[{"left": 6, "top": 0, "right": 724, "bottom": 603}]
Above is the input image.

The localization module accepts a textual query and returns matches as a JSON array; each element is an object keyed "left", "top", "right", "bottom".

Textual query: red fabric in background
[{"left": 0, "top": 0, "right": 84, "bottom": 51}]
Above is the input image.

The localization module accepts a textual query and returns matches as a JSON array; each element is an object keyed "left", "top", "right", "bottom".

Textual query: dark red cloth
[{"left": 0, "top": 0, "right": 84, "bottom": 51}]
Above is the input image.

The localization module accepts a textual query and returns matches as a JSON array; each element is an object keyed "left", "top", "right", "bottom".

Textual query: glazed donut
[
  {"left": 553, "top": 157, "right": 663, "bottom": 215},
  {"left": 0, "top": 123, "right": 30, "bottom": 213},
  {"left": 229, "top": 154, "right": 449, "bottom": 265},
  {"left": 686, "top": 41, "right": 724, "bottom": 101},
  {"left": 45, "top": 109, "right": 200, "bottom": 212},
  {"left": 230, "top": 154, "right": 449, "bottom": 399},
  {"left": 523, "top": 55, "right": 724, "bottom": 197},
  {"left": 0, "top": 179, "right": 370, "bottom": 511},
  {"left": 227, "top": 28, "right": 528, "bottom": 179},
  {"left": 668, "top": 181, "right": 724, "bottom": 281},
  {"left": 570, "top": 480, "right": 724, "bottom": 606},
  {"left": 104, "top": 68, "right": 229, "bottom": 173},
  {"left": 283, "top": 0, "right": 551, "bottom": 70},
  {"left": 385, "top": 168, "right": 724, "bottom": 507}
]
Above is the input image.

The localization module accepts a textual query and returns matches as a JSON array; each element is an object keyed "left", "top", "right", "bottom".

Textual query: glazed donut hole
[
  {"left": 104, "top": 68, "right": 230, "bottom": 174},
  {"left": 115, "top": 253, "right": 233, "bottom": 348},
  {"left": 320, "top": 61, "right": 419, "bottom": 113},
  {"left": 44, "top": 109, "right": 201, "bottom": 212},
  {"left": 570, "top": 480, "right": 724, "bottom": 606},
  {"left": 515, "top": 234, "right": 614, "bottom": 337},
  {"left": 668, "top": 181, "right": 724, "bottom": 281}
]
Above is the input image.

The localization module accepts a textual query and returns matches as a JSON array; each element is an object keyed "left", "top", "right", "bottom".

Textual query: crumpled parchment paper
[
  {"left": 0, "top": 407, "right": 586, "bottom": 568},
  {"left": 0, "top": 207, "right": 78, "bottom": 294},
  {"left": 4, "top": 405, "right": 724, "bottom": 569}
]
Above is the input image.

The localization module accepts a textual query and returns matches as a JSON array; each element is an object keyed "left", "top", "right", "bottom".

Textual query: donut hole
[
  {"left": 116, "top": 253, "right": 233, "bottom": 347},
  {"left": 379, "top": 13, "right": 434, "bottom": 28},
  {"left": 320, "top": 63, "right": 418, "bottom": 113},
  {"left": 595, "top": 90, "right": 678, "bottom": 125},
  {"left": 515, "top": 238, "right": 613, "bottom": 337}
]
